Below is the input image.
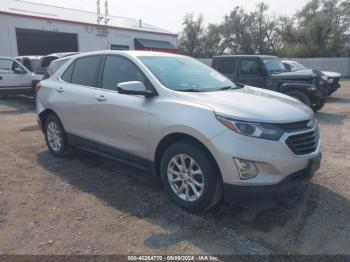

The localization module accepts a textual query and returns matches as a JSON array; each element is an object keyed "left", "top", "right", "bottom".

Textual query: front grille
[
  {"left": 286, "top": 128, "right": 319, "bottom": 155},
  {"left": 278, "top": 120, "right": 310, "bottom": 131},
  {"left": 333, "top": 78, "right": 339, "bottom": 84}
]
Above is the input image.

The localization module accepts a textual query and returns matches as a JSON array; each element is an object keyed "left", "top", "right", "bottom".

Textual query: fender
[{"left": 279, "top": 82, "right": 313, "bottom": 93}]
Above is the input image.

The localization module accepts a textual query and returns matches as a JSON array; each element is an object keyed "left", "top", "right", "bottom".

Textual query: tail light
[{"left": 35, "top": 82, "right": 42, "bottom": 93}]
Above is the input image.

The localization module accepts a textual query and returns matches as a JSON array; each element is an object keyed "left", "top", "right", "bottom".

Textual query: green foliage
[{"left": 178, "top": 0, "right": 350, "bottom": 58}]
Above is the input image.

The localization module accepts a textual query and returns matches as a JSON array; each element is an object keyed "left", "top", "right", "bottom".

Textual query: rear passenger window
[
  {"left": 218, "top": 59, "right": 236, "bottom": 74},
  {"left": 240, "top": 59, "right": 260, "bottom": 76},
  {"left": 70, "top": 56, "right": 102, "bottom": 87},
  {"left": 101, "top": 56, "right": 150, "bottom": 90},
  {"left": 61, "top": 62, "right": 75, "bottom": 82}
]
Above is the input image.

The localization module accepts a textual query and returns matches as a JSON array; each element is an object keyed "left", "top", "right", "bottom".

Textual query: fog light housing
[{"left": 234, "top": 158, "right": 258, "bottom": 180}]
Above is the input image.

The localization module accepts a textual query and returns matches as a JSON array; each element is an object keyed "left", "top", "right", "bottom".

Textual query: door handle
[
  {"left": 0, "top": 76, "right": 3, "bottom": 80},
  {"left": 95, "top": 95, "right": 107, "bottom": 102},
  {"left": 57, "top": 87, "right": 64, "bottom": 93}
]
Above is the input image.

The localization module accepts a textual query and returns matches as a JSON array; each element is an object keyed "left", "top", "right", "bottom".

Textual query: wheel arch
[
  {"left": 154, "top": 133, "right": 223, "bottom": 182},
  {"left": 38, "top": 108, "right": 61, "bottom": 131}
]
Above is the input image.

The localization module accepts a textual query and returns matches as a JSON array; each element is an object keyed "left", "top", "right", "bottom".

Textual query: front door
[
  {"left": 91, "top": 55, "right": 153, "bottom": 160},
  {"left": 238, "top": 58, "right": 266, "bottom": 88},
  {"left": 0, "top": 58, "right": 32, "bottom": 90}
]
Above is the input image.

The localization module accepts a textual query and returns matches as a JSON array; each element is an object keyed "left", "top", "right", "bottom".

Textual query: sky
[{"left": 28, "top": 0, "right": 309, "bottom": 33}]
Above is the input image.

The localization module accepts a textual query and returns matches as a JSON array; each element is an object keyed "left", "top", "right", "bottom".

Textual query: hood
[
  {"left": 322, "top": 71, "right": 341, "bottom": 78},
  {"left": 270, "top": 69, "right": 316, "bottom": 81},
  {"left": 175, "top": 86, "right": 313, "bottom": 123}
]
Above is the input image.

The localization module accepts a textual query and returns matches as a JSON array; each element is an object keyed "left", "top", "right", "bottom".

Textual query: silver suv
[{"left": 36, "top": 51, "right": 322, "bottom": 212}]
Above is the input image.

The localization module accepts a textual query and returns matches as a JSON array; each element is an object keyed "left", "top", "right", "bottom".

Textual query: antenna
[
  {"left": 96, "top": 0, "right": 103, "bottom": 24},
  {"left": 104, "top": 0, "right": 110, "bottom": 25}
]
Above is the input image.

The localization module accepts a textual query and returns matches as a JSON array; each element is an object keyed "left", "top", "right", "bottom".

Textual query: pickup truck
[
  {"left": 212, "top": 55, "right": 328, "bottom": 111},
  {"left": 282, "top": 60, "right": 341, "bottom": 95},
  {"left": 0, "top": 56, "right": 43, "bottom": 97}
]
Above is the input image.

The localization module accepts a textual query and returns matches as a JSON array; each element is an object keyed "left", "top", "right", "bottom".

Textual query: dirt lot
[{"left": 0, "top": 82, "right": 350, "bottom": 256}]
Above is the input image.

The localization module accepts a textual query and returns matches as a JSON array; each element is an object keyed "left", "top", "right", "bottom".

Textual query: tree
[
  {"left": 293, "top": 0, "right": 350, "bottom": 57},
  {"left": 178, "top": 14, "right": 205, "bottom": 57},
  {"left": 178, "top": 0, "right": 350, "bottom": 58},
  {"left": 201, "top": 24, "right": 225, "bottom": 57}
]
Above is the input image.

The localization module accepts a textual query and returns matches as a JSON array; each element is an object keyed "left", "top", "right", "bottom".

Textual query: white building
[{"left": 0, "top": 0, "right": 178, "bottom": 57}]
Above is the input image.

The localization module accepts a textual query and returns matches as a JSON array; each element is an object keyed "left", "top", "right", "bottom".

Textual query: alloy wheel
[
  {"left": 167, "top": 154, "right": 205, "bottom": 202},
  {"left": 47, "top": 121, "right": 62, "bottom": 152}
]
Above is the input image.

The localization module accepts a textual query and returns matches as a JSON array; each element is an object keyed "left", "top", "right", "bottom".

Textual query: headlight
[
  {"left": 321, "top": 75, "right": 328, "bottom": 81},
  {"left": 216, "top": 116, "right": 284, "bottom": 141},
  {"left": 327, "top": 77, "right": 334, "bottom": 84}
]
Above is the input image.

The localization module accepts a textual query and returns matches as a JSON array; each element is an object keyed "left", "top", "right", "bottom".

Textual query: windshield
[
  {"left": 262, "top": 58, "right": 287, "bottom": 74},
  {"left": 138, "top": 56, "right": 237, "bottom": 92},
  {"left": 291, "top": 61, "right": 307, "bottom": 71}
]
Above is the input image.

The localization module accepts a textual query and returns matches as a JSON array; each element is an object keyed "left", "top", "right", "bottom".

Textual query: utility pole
[
  {"left": 104, "top": 0, "right": 110, "bottom": 25},
  {"left": 96, "top": 0, "right": 103, "bottom": 24}
]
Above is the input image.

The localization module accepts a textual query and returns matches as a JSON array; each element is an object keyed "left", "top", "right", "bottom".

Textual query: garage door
[{"left": 16, "top": 28, "right": 78, "bottom": 56}]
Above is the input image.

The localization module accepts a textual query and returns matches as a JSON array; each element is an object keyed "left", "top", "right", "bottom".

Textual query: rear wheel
[
  {"left": 286, "top": 90, "right": 311, "bottom": 107},
  {"left": 160, "top": 142, "right": 222, "bottom": 213},
  {"left": 44, "top": 115, "right": 69, "bottom": 158}
]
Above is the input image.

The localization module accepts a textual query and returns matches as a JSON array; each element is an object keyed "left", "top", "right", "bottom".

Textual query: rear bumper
[{"left": 223, "top": 153, "right": 321, "bottom": 202}]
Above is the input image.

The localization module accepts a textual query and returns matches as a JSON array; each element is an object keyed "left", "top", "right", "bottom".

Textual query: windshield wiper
[
  {"left": 220, "top": 84, "right": 244, "bottom": 90},
  {"left": 220, "top": 86, "right": 236, "bottom": 90},
  {"left": 176, "top": 89, "right": 202, "bottom": 92}
]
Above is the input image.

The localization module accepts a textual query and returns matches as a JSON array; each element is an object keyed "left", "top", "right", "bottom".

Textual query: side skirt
[{"left": 66, "top": 133, "right": 157, "bottom": 177}]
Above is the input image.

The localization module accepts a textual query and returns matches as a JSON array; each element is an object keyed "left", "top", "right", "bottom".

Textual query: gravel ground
[{"left": 0, "top": 82, "right": 349, "bottom": 255}]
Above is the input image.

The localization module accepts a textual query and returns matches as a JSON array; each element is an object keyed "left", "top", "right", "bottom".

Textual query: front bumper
[
  {"left": 223, "top": 153, "right": 321, "bottom": 201},
  {"left": 208, "top": 125, "right": 321, "bottom": 192}
]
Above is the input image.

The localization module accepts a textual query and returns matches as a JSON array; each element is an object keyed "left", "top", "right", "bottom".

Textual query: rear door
[
  {"left": 52, "top": 55, "right": 103, "bottom": 140},
  {"left": 216, "top": 58, "right": 237, "bottom": 81},
  {"left": 237, "top": 58, "right": 266, "bottom": 88}
]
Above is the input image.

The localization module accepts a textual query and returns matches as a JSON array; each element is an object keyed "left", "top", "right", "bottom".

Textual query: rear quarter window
[
  {"left": 61, "top": 62, "right": 75, "bottom": 82},
  {"left": 70, "top": 56, "right": 102, "bottom": 87}
]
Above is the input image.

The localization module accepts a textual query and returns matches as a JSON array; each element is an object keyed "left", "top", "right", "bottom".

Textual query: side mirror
[{"left": 117, "top": 81, "right": 155, "bottom": 97}]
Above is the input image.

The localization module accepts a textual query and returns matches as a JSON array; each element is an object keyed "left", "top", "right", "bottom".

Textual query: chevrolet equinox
[{"left": 36, "top": 51, "right": 322, "bottom": 212}]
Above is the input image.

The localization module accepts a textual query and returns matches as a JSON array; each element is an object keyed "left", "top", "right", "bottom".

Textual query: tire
[
  {"left": 44, "top": 114, "right": 69, "bottom": 158},
  {"left": 160, "top": 142, "right": 223, "bottom": 213},
  {"left": 286, "top": 90, "right": 311, "bottom": 107},
  {"left": 311, "top": 99, "right": 326, "bottom": 112}
]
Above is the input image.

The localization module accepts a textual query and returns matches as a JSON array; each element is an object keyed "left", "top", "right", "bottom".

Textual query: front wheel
[
  {"left": 286, "top": 91, "right": 311, "bottom": 107},
  {"left": 160, "top": 142, "right": 222, "bottom": 213},
  {"left": 311, "top": 99, "right": 326, "bottom": 112}
]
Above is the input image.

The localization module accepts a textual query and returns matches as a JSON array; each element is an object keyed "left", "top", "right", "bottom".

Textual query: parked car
[
  {"left": 282, "top": 60, "right": 341, "bottom": 95},
  {"left": 0, "top": 56, "right": 43, "bottom": 97},
  {"left": 15, "top": 56, "right": 42, "bottom": 73},
  {"left": 35, "top": 52, "right": 78, "bottom": 77},
  {"left": 36, "top": 51, "right": 321, "bottom": 212},
  {"left": 212, "top": 55, "right": 328, "bottom": 111},
  {"left": 44, "top": 56, "right": 73, "bottom": 80}
]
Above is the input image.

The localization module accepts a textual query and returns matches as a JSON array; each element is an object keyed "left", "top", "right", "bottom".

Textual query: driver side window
[
  {"left": 240, "top": 59, "right": 260, "bottom": 76},
  {"left": 101, "top": 56, "right": 151, "bottom": 91},
  {"left": 0, "top": 58, "right": 25, "bottom": 74}
]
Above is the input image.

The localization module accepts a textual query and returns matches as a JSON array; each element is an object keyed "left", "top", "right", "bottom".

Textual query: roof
[
  {"left": 213, "top": 55, "right": 277, "bottom": 59},
  {"left": 0, "top": 0, "right": 177, "bottom": 36},
  {"left": 134, "top": 38, "right": 176, "bottom": 50},
  {"left": 66, "top": 50, "right": 182, "bottom": 59}
]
